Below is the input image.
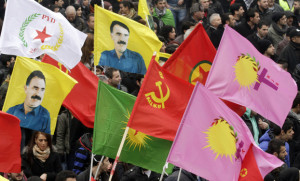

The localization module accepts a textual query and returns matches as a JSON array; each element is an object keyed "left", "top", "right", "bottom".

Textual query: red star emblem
[
  {"left": 191, "top": 66, "right": 209, "bottom": 84},
  {"left": 34, "top": 26, "right": 52, "bottom": 43}
]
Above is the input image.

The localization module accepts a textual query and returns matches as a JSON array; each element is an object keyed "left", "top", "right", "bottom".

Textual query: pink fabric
[
  {"left": 167, "top": 83, "right": 283, "bottom": 181},
  {"left": 205, "top": 26, "right": 297, "bottom": 127}
]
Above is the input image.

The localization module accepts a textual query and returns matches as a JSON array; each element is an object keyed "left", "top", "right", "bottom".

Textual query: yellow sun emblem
[
  {"left": 233, "top": 54, "right": 260, "bottom": 89},
  {"left": 123, "top": 110, "right": 151, "bottom": 151},
  {"left": 203, "top": 117, "right": 237, "bottom": 163}
]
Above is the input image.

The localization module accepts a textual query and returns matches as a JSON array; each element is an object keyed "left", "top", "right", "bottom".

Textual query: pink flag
[
  {"left": 205, "top": 26, "right": 297, "bottom": 127},
  {"left": 167, "top": 83, "right": 283, "bottom": 181}
]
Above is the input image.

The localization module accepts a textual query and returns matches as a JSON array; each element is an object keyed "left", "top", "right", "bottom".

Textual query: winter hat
[
  {"left": 289, "top": 28, "right": 300, "bottom": 38},
  {"left": 272, "top": 12, "right": 285, "bottom": 23},
  {"left": 257, "top": 39, "right": 272, "bottom": 54}
]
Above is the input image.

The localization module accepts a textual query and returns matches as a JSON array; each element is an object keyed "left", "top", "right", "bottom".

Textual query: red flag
[
  {"left": 162, "top": 23, "right": 246, "bottom": 116},
  {"left": 163, "top": 23, "right": 216, "bottom": 85},
  {"left": 239, "top": 144, "right": 263, "bottom": 181},
  {"left": 42, "top": 54, "right": 98, "bottom": 128},
  {"left": 127, "top": 59, "right": 194, "bottom": 141},
  {"left": 0, "top": 111, "right": 21, "bottom": 173}
]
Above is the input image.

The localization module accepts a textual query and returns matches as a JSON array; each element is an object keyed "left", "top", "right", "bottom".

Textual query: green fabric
[
  {"left": 245, "top": 108, "right": 259, "bottom": 145},
  {"left": 92, "top": 81, "right": 173, "bottom": 174},
  {"left": 153, "top": 9, "right": 175, "bottom": 27}
]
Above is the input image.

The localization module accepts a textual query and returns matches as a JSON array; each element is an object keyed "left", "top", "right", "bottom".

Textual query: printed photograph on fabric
[
  {"left": 7, "top": 70, "right": 51, "bottom": 134},
  {"left": 99, "top": 20, "right": 146, "bottom": 74}
]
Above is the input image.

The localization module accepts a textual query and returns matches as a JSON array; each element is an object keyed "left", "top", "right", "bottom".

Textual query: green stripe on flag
[{"left": 93, "top": 81, "right": 173, "bottom": 174}]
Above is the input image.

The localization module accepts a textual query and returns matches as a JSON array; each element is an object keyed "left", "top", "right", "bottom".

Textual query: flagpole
[
  {"left": 89, "top": 153, "right": 95, "bottom": 181},
  {"left": 108, "top": 126, "right": 130, "bottom": 181},
  {"left": 159, "top": 163, "right": 167, "bottom": 181},
  {"left": 94, "top": 155, "right": 104, "bottom": 179},
  {"left": 177, "top": 168, "right": 182, "bottom": 181},
  {"left": 145, "top": 15, "right": 151, "bottom": 29}
]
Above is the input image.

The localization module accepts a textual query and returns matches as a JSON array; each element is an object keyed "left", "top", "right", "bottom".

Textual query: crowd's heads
[
  {"left": 8, "top": 171, "right": 25, "bottom": 181},
  {"left": 103, "top": 1, "right": 113, "bottom": 11},
  {"left": 154, "top": 0, "right": 165, "bottom": 11},
  {"left": 181, "top": 21, "right": 195, "bottom": 35},
  {"left": 87, "top": 13, "right": 95, "bottom": 30},
  {"left": 292, "top": 92, "right": 300, "bottom": 109},
  {"left": 221, "top": 13, "right": 236, "bottom": 27},
  {"left": 290, "top": 28, "right": 300, "bottom": 44},
  {"left": 276, "top": 59, "right": 288, "bottom": 71},
  {"left": 54, "top": 0, "right": 64, "bottom": 8},
  {"left": 257, "top": 0, "right": 269, "bottom": 11},
  {"left": 55, "top": 170, "right": 77, "bottom": 181},
  {"left": 65, "top": 5, "right": 76, "bottom": 22},
  {"left": 160, "top": 25, "right": 176, "bottom": 42},
  {"left": 294, "top": 0, "right": 300, "bottom": 11},
  {"left": 246, "top": 9, "right": 260, "bottom": 24},
  {"left": 281, "top": 118, "right": 294, "bottom": 141},
  {"left": 165, "top": 44, "right": 179, "bottom": 54},
  {"left": 230, "top": 3, "right": 244, "bottom": 18},
  {"left": 73, "top": 4, "right": 82, "bottom": 17},
  {"left": 266, "top": 139, "right": 287, "bottom": 161},
  {"left": 29, "top": 131, "right": 53, "bottom": 152},
  {"left": 105, "top": 67, "right": 121, "bottom": 87},
  {"left": 209, "top": 13, "right": 222, "bottom": 28},
  {"left": 257, "top": 39, "right": 274, "bottom": 56},
  {"left": 119, "top": 1, "right": 134, "bottom": 15},
  {"left": 190, "top": 3, "right": 204, "bottom": 20},
  {"left": 272, "top": 12, "right": 287, "bottom": 25},
  {"left": 257, "top": 21, "right": 269, "bottom": 38},
  {"left": 199, "top": 0, "right": 210, "bottom": 11}
]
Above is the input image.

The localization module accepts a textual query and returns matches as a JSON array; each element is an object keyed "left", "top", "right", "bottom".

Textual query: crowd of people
[{"left": 0, "top": 0, "right": 300, "bottom": 180}]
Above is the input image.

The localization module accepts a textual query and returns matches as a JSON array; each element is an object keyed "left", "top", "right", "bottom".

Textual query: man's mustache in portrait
[
  {"left": 31, "top": 95, "right": 41, "bottom": 100},
  {"left": 117, "top": 40, "right": 126, "bottom": 45}
]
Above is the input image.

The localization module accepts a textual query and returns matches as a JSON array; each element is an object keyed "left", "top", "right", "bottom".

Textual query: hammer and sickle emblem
[
  {"left": 145, "top": 81, "right": 170, "bottom": 108},
  {"left": 58, "top": 62, "right": 68, "bottom": 74}
]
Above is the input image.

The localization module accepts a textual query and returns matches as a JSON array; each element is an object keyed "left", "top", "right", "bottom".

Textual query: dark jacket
[
  {"left": 22, "top": 149, "right": 62, "bottom": 181},
  {"left": 121, "top": 166, "right": 162, "bottom": 181},
  {"left": 73, "top": 133, "right": 93, "bottom": 174},
  {"left": 287, "top": 111, "right": 300, "bottom": 167},
  {"left": 235, "top": 21, "right": 257, "bottom": 38},
  {"left": 165, "top": 169, "right": 198, "bottom": 181},
  {"left": 279, "top": 41, "right": 300, "bottom": 73}
]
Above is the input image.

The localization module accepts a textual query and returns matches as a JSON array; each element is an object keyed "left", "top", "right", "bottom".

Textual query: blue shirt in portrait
[
  {"left": 99, "top": 49, "right": 146, "bottom": 74},
  {"left": 7, "top": 103, "right": 51, "bottom": 134}
]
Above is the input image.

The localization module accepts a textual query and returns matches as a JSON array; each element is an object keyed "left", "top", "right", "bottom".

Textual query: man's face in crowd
[
  {"left": 200, "top": 0, "right": 210, "bottom": 10},
  {"left": 156, "top": 0, "right": 165, "bottom": 11},
  {"left": 83, "top": 0, "right": 89, "bottom": 6},
  {"left": 282, "top": 128, "right": 294, "bottom": 141},
  {"left": 228, "top": 15, "right": 236, "bottom": 27},
  {"left": 279, "top": 15, "right": 287, "bottom": 26},
  {"left": 268, "top": 0, "right": 275, "bottom": 7},
  {"left": 252, "top": 12, "right": 261, "bottom": 24},
  {"left": 24, "top": 76, "right": 45, "bottom": 109},
  {"left": 294, "top": 1, "right": 300, "bottom": 10},
  {"left": 211, "top": 15, "right": 222, "bottom": 28},
  {"left": 111, "top": 24, "right": 129, "bottom": 55},
  {"left": 277, "top": 146, "right": 288, "bottom": 161},
  {"left": 258, "top": 25, "right": 269, "bottom": 37},
  {"left": 258, "top": 0, "right": 269, "bottom": 10},
  {"left": 9, "top": 171, "right": 24, "bottom": 181},
  {"left": 109, "top": 70, "right": 121, "bottom": 87},
  {"left": 56, "top": 0, "right": 64, "bottom": 7},
  {"left": 238, "top": 6, "right": 245, "bottom": 17},
  {"left": 292, "top": 36, "right": 300, "bottom": 44},
  {"left": 87, "top": 16, "right": 95, "bottom": 30},
  {"left": 265, "top": 44, "right": 275, "bottom": 56},
  {"left": 194, "top": 10, "right": 205, "bottom": 20},
  {"left": 66, "top": 11, "right": 76, "bottom": 22}
]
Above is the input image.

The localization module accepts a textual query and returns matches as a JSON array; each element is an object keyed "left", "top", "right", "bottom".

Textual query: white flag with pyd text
[{"left": 0, "top": 0, "right": 87, "bottom": 69}]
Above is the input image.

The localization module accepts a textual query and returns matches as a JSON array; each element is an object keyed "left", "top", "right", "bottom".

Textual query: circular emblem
[
  {"left": 189, "top": 60, "right": 212, "bottom": 85},
  {"left": 240, "top": 168, "right": 248, "bottom": 177}
]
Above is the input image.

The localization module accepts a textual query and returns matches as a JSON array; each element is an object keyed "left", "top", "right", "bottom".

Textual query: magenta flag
[
  {"left": 205, "top": 26, "right": 297, "bottom": 127},
  {"left": 167, "top": 83, "right": 283, "bottom": 181}
]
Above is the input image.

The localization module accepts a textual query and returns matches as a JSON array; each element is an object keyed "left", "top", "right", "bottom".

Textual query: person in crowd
[
  {"left": 55, "top": 171, "right": 77, "bottom": 181},
  {"left": 268, "top": 12, "right": 288, "bottom": 49},
  {"left": 83, "top": 14, "right": 94, "bottom": 34},
  {"left": 104, "top": 68, "right": 128, "bottom": 92},
  {"left": 22, "top": 131, "right": 62, "bottom": 181},
  {"left": 152, "top": 0, "right": 175, "bottom": 28},
  {"left": 276, "top": 26, "right": 295, "bottom": 55},
  {"left": 167, "top": 0, "right": 187, "bottom": 34},
  {"left": 121, "top": 166, "right": 161, "bottom": 181},
  {"left": 235, "top": 8, "right": 261, "bottom": 38},
  {"left": 259, "top": 119, "right": 294, "bottom": 167},
  {"left": 279, "top": 28, "right": 300, "bottom": 73},
  {"left": 131, "top": 74, "right": 144, "bottom": 96},
  {"left": 174, "top": 21, "right": 195, "bottom": 44},
  {"left": 159, "top": 25, "right": 176, "bottom": 44},
  {"left": 268, "top": 0, "right": 284, "bottom": 14},
  {"left": 257, "top": 39, "right": 278, "bottom": 61},
  {"left": 65, "top": 5, "right": 86, "bottom": 31},
  {"left": 255, "top": 0, "right": 272, "bottom": 22},
  {"left": 80, "top": 33, "right": 94, "bottom": 69},
  {"left": 229, "top": 3, "right": 245, "bottom": 26},
  {"left": 247, "top": 21, "right": 271, "bottom": 49},
  {"left": 207, "top": 13, "right": 222, "bottom": 37},
  {"left": 119, "top": 1, "right": 138, "bottom": 19}
]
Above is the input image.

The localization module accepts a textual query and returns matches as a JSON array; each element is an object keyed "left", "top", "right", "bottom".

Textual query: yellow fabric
[
  {"left": 3, "top": 57, "right": 77, "bottom": 134},
  {"left": 0, "top": 175, "right": 8, "bottom": 181},
  {"left": 279, "top": 0, "right": 294, "bottom": 11},
  {"left": 158, "top": 52, "right": 172, "bottom": 59},
  {"left": 94, "top": 6, "right": 162, "bottom": 67}
]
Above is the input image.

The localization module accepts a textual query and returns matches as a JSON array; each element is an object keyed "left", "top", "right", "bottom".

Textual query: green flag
[{"left": 92, "top": 81, "right": 173, "bottom": 174}]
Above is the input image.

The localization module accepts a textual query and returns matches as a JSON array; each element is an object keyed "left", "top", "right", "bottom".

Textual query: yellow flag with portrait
[
  {"left": 94, "top": 5, "right": 162, "bottom": 75},
  {"left": 3, "top": 57, "right": 77, "bottom": 135}
]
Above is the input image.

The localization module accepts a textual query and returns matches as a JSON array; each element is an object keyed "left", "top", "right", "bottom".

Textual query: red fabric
[
  {"left": 0, "top": 111, "right": 21, "bottom": 172},
  {"left": 42, "top": 54, "right": 98, "bottom": 128},
  {"left": 162, "top": 23, "right": 246, "bottom": 116},
  {"left": 127, "top": 59, "right": 194, "bottom": 141},
  {"left": 239, "top": 144, "right": 263, "bottom": 181},
  {"left": 163, "top": 23, "right": 216, "bottom": 85}
]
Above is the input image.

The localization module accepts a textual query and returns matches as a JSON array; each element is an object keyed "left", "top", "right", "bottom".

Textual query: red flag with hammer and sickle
[{"left": 127, "top": 58, "right": 194, "bottom": 141}]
